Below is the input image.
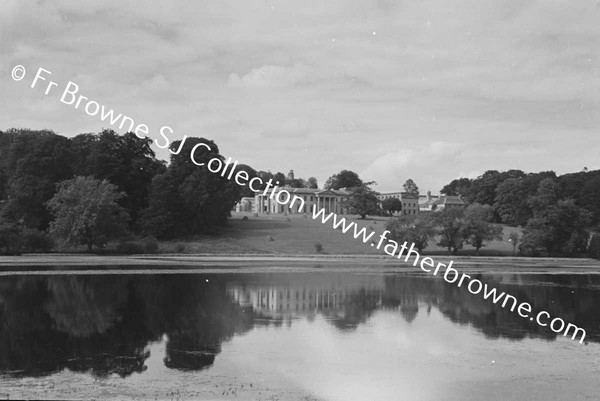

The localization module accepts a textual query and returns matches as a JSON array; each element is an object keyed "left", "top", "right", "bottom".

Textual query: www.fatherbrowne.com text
[{"left": 13, "top": 64, "right": 585, "bottom": 344}]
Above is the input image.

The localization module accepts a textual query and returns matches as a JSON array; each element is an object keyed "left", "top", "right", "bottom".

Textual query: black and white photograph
[{"left": 1, "top": 1, "right": 600, "bottom": 400}]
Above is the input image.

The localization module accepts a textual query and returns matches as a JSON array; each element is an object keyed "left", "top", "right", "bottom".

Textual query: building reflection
[
  {"left": 227, "top": 274, "right": 385, "bottom": 323},
  {"left": 0, "top": 271, "right": 599, "bottom": 379}
]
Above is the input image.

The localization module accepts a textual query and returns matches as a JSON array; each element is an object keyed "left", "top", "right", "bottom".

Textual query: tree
[
  {"left": 386, "top": 214, "right": 435, "bottom": 252},
  {"left": 0, "top": 219, "right": 22, "bottom": 255},
  {"left": 465, "top": 170, "right": 526, "bottom": 207},
  {"left": 70, "top": 130, "right": 166, "bottom": 226},
  {"left": 508, "top": 231, "right": 520, "bottom": 256},
  {"left": 232, "top": 164, "right": 259, "bottom": 197},
  {"left": 324, "top": 170, "right": 363, "bottom": 190},
  {"left": 402, "top": 179, "right": 419, "bottom": 195},
  {"left": 494, "top": 178, "right": 528, "bottom": 226},
  {"left": 434, "top": 208, "right": 465, "bottom": 254},
  {"left": 579, "top": 175, "right": 600, "bottom": 224},
  {"left": 345, "top": 184, "right": 379, "bottom": 219},
  {"left": 520, "top": 199, "right": 592, "bottom": 256},
  {"left": 519, "top": 217, "right": 554, "bottom": 257},
  {"left": 461, "top": 203, "right": 503, "bottom": 255},
  {"left": 47, "top": 176, "right": 129, "bottom": 252},
  {"left": 528, "top": 178, "right": 559, "bottom": 214},
  {"left": 382, "top": 197, "right": 402, "bottom": 216},
  {"left": 306, "top": 177, "right": 318, "bottom": 189},
  {"left": 273, "top": 172, "right": 287, "bottom": 185},
  {"left": 256, "top": 171, "right": 274, "bottom": 190},
  {"left": 441, "top": 178, "right": 472, "bottom": 197},
  {"left": 140, "top": 137, "right": 242, "bottom": 239},
  {"left": 286, "top": 178, "right": 306, "bottom": 188},
  {"left": 546, "top": 199, "right": 592, "bottom": 255},
  {"left": 0, "top": 129, "right": 74, "bottom": 230}
]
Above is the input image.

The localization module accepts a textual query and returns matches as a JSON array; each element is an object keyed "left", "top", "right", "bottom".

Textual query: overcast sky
[{"left": 2, "top": 0, "right": 599, "bottom": 193}]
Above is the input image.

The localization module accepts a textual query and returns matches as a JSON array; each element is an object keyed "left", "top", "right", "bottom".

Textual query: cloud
[
  {"left": 227, "top": 64, "right": 313, "bottom": 89},
  {"left": 1, "top": 0, "right": 599, "bottom": 190},
  {"left": 360, "top": 141, "right": 463, "bottom": 192}
]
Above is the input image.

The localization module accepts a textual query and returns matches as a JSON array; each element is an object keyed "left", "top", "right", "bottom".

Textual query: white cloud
[
  {"left": 227, "top": 64, "right": 313, "bottom": 89},
  {"left": 1, "top": 0, "right": 600, "bottom": 186}
]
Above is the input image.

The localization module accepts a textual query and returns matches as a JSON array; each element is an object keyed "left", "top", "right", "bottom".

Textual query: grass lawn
[{"left": 161, "top": 212, "right": 523, "bottom": 256}]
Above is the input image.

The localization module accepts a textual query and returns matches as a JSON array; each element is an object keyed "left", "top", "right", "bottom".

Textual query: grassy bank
[{"left": 153, "top": 212, "right": 523, "bottom": 256}]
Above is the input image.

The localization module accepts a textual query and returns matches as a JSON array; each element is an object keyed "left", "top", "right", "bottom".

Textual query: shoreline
[{"left": 0, "top": 253, "right": 599, "bottom": 271}]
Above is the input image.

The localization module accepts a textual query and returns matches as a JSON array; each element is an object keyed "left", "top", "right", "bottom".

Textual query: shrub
[
  {"left": 242, "top": 216, "right": 249, "bottom": 221},
  {"left": 174, "top": 243, "right": 186, "bottom": 253},
  {"left": 143, "top": 236, "right": 159, "bottom": 253},
  {"left": 116, "top": 241, "right": 144, "bottom": 254},
  {"left": 314, "top": 241, "right": 323, "bottom": 253},
  {"left": 21, "top": 228, "right": 54, "bottom": 252},
  {"left": 0, "top": 221, "right": 22, "bottom": 255},
  {"left": 267, "top": 235, "right": 274, "bottom": 241}
]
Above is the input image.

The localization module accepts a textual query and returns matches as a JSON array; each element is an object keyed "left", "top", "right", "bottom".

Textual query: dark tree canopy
[
  {"left": 438, "top": 169, "right": 600, "bottom": 256},
  {"left": 382, "top": 197, "right": 402, "bottom": 216},
  {"left": 386, "top": 214, "right": 435, "bottom": 252},
  {"left": 324, "top": 170, "right": 363, "bottom": 190},
  {"left": 306, "top": 177, "right": 318, "bottom": 189},
  {"left": 47, "top": 176, "right": 129, "bottom": 252},
  {"left": 435, "top": 207, "right": 465, "bottom": 254},
  {"left": 441, "top": 177, "right": 472, "bottom": 197},
  {"left": 273, "top": 172, "right": 287, "bottom": 185},
  {"left": 402, "top": 179, "right": 419, "bottom": 194},
  {"left": 345, "top": 184, "right": 379, "bottom": 219},
  {"left": 139, "top": 137, "right": 243, "bottom": 238},
  {"left": 71, "top": 130, "right": 166, "bottom": 225},
  {"left": 0, "top": 129, "right": 74, "bottom": 230}
]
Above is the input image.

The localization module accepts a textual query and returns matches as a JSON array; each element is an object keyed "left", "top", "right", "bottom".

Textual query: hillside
[{"left": 161, "top": 212, "right": 523, "bottom": 256}]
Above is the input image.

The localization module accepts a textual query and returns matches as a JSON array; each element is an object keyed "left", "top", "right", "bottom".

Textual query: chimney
[{"left": 427, "top": 191, "right": 431, "bottom": 201}]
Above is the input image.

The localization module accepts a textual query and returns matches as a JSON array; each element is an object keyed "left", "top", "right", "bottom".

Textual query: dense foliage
[
  {"left": 0, "top": 129, "right": 255, "bottom": 251},
  {"left": 47, "top": 176, "right": 130, "bottom": 251},
  {"left": 441, "top": 169, "right": 600, "bottom": 256}
]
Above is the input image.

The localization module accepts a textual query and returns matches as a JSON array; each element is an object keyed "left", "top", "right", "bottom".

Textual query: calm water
[{"left": 0, "top": 268, "right": 599, "bottom": 400}]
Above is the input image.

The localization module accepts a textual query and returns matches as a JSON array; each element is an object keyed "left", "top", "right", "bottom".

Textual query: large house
[
  {"left": 235, "top": 184, "right": 465, "bottom": 216},
  {"left": 252, "top": 187, "right": 351, "bottom": 215},
  {"left": 377, "top": 192, "right": 420, "bottom": 215}
]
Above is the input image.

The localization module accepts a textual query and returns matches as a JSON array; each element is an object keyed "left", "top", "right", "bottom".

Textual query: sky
[{"left": 1, "top": 0, "right": 599, "bottom": 193}]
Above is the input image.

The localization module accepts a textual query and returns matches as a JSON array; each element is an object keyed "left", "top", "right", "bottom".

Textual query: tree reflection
[{"left": 0, "top": 271, "right": 599, "bottom": 379}]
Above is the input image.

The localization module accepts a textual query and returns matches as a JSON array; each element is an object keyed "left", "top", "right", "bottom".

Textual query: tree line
[
  {"left": 0, "top": 129, "right": 328, "bottom": 254},
  {"left": 0, "top": 129, "right": 255, "bottom": 253},
  {"left": 1, "top": 129, "right": 598, "bottom": 258},
  {"left": 441, "top": 169, "right": 600, "bottom": 257}
]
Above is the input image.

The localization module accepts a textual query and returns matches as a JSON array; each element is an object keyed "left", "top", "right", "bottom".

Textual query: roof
[
  {"left": 434, "top": 196, "right": 465, "bottom": 206},
  {"left": 260, "top": 187, "right": 351, "bottom": 196},
  {"left": 377, "top": 191, "right": 419, "bottom": 199},
  {"left": 420, "top": 198, "right": 438, "bottom": 207}
]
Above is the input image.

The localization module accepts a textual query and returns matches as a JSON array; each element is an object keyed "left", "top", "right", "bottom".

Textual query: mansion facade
[
  {"left": 236, "top": 187, "right": 351, "bottom": 215},
  {"left": 235, "top": 186, "right": 465, "bottom": 215}
]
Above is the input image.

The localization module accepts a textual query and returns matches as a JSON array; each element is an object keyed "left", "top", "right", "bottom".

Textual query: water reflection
[{"left": 0, "top": 271, "right": 599, "bottom": 378}]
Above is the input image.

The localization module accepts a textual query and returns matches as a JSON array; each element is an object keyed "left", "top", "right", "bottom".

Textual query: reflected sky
[{"left": 0, "top": 269, "right": 599, "bottom": 400}]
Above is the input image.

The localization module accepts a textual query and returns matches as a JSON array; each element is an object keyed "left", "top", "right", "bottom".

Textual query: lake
[{"left": 0, "top": 266, "right": 599, "bottom": 400}]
